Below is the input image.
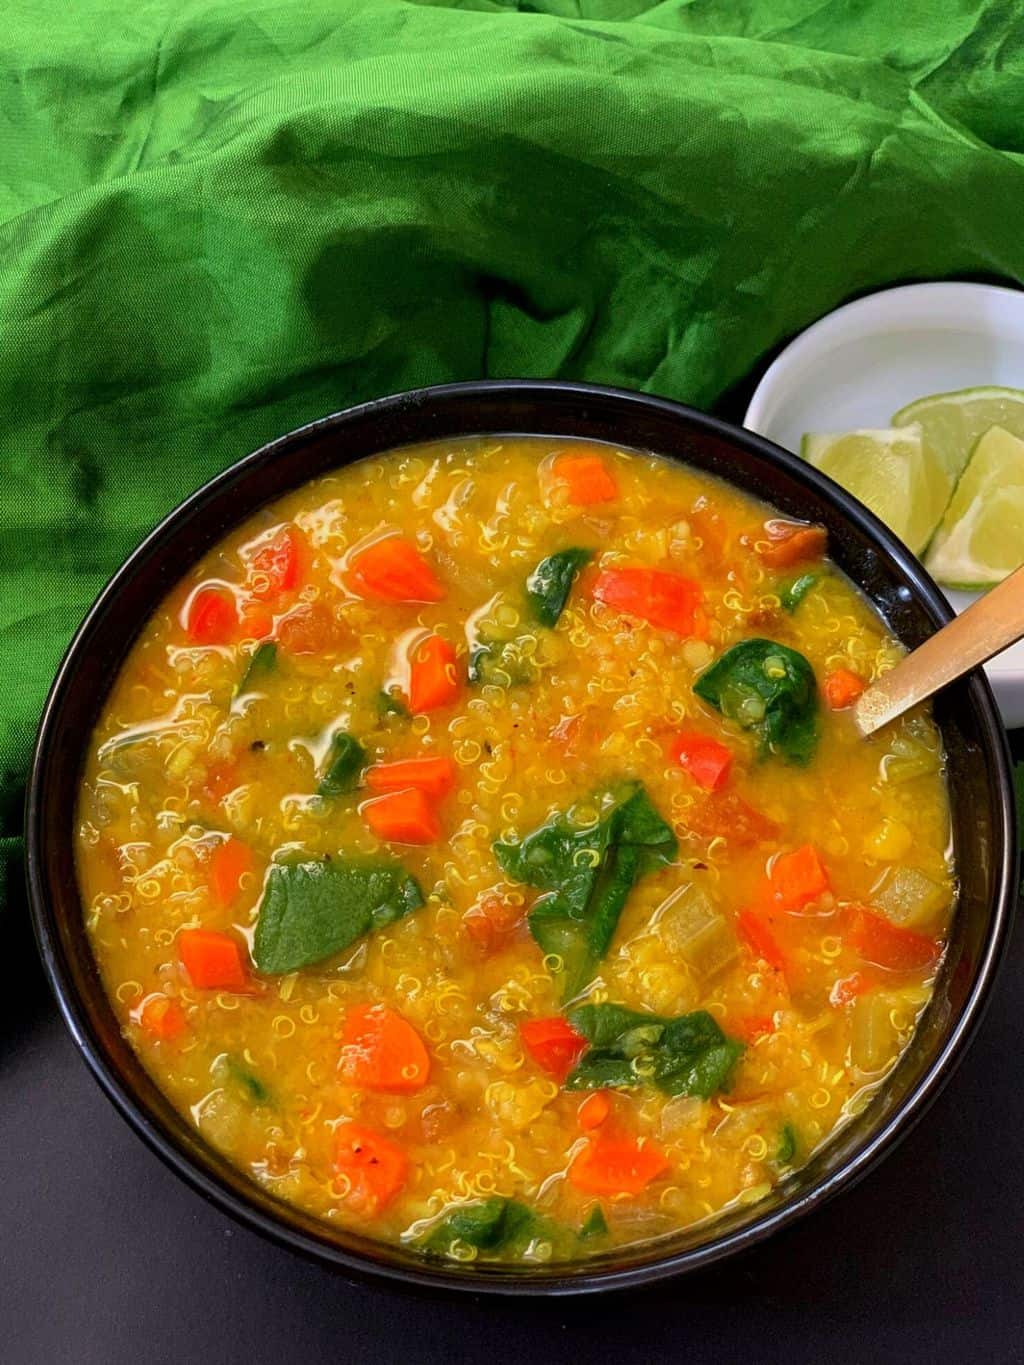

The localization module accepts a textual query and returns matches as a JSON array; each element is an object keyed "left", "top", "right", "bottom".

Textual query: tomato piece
[
  {"left": 209, "top": 837, "right": 254, "bottom": 907},
  {"left": 348, "top": 536, "right": 444, "bottom": 603},
  {"left": 823, "top": 667, "right": 865, "bottom": 710},
  {"left": 247, "top": 525, "right": 305, "bottom": 599},
  {"left": 736, "top": 909, "right": 787, "bottom": 975},
  {"left": 570, "top": 1135, "right": 668, "bottom": 1195},
  {"left": 549, "top": 452, "right": 619, "bottom": 505},
  {"left": 332, "top": 1122, "right": 409, "bottom": 1216},
  {"left": 760, "top": 844, "right": 830, "bottom": 913},
  {"left": 178, "top": 928, "right": 248, "bottom": 991},
  {"left": 462, "top": 893, "right": 523, "bottom": 955},
  {"left": 758, "top": 521, "right": 828, "bottom": 568},
  {"left": 577, "top": 1091, "right": 611, "bottom": 1132},
  {"left": 730, "top": 1014, "right": 775, "bottom": 1043},
  {"left": 361, "top": 788, "right": 440, "bottom": 844},
  {"left": 186, "top": 586, "right": 238, "bottom": 645},
  {"left": 339, "top": 1004, "right": 430, "bottom": 1093},
  {"left": 670, "top": 730, "right": 733, "bottom": 791},
  {"left": 686, "top": 790, "right": 779, "bottom": 846},
  {"left": 365, "top": 756, "right": 456, "bottom": 799},
  {"left": 520, "top": 1016, "right": 587, "bottom": 1083},
  {"left": 408, "top": 634, "right": 460, "bottom": 712},
  {"left": 843, "top": 906, "right": 942, "bottom": 972},
  {"left": 592, "top": 567, "right": 705, "bottom": 637},
  {"left": 276, "top": 602, "right": 344, "bottom": 655},
  {"left": 139, "top": 995, "right": 187, "bottom": 1042}
]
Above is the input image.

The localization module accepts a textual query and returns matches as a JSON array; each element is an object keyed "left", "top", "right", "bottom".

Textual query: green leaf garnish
[
  {"left": 578, "top": 1204, "right": 608, "bottom": 1241},
  {"left": 694, "top": 638, "right": 818, "bottom": 764},
  {"left": 377, "top": 688, "right": 409, "bottom": 719},
  {"left": 225, "top": 1056, "right": 271, "bottom": 1105},
  {"left": 776, "top": 1122, "right": 797, "bottom": 1164},
  {"left": 317, "top": 733, "right": 366, "bottom": 797},
  {"left": 494, "top": 782, "right": 676, "bottom": 1000},
  {"left": 526, "top": 548, "right": 592, "bottom": 628},
  {"left": 779, "top": 572, "right": 818, "bottom": 613},
  {"left": 253, "top": 858, "right": 423, "bottom": 973},
  {"left": 467, "top": 630, "right": 537, "bottom": 688},
  {"left": 565, "top": 1003, "right": 744, "bottom": 1098},
  {"left": 236, "top": 641, "right": 277, "bottom": 695},
  {"left": 420, "top": 1197, "right": 542, "bottom": 1258}
]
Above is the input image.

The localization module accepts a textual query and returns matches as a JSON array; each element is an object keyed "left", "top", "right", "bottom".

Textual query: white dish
[{"left": 744, "top": 281, "right": 1024, "bottom": 728}]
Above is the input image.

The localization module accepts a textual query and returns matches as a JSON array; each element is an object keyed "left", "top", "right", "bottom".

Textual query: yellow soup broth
[{"left": 76, "top": 437, "right": 954, "bottom": 1263}]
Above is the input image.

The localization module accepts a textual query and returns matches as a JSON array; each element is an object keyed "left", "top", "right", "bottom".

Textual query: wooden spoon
[{"left": 854, "top": 562, "right": 1024, "bottom": 737}]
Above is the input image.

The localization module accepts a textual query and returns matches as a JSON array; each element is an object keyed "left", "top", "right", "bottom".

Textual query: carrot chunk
[
  {"left": 730, "top": 1014, "right": 775, "bottom": 1043},
  {"left": 761, "top": 844, "right": 830, "bottom": 912},
  {"left": 670, "top": 730, "right": 733, "bottom": 791},
  {"left": 178, "top": 928, "right": 248, "bottom": 990},
  {"left": 578, "top": 1091, "right": 611, "bottom": 1132},
  {"left": 361, "top": 788, "right": 440, "bottom": 844},
  {"left": 348, "top": 536, "right": 444, "bottom": 603},
  {"left": 686, "top": 790, "right": 779, "bottom": 846},
  {"left": 340, "top": 1004, "right": 430, "bottom": 1093},
  {"left": 758, "top": 521, "right": 828, "bottom": 568},
  {"left": 365, "top": 756, "right": 456, "bottom": 799},
  {"left": 276, "top": 602, "right": 346, "bottom": 655},
  {"left": 186, "top": 586, "right": 238, "bottom": 645},
  {"left": 209, "top": 837, "right": 254, "bottom": 908},
  {"left": 520, "top": 1016, "right": 587, "bottom": 1083},
  {"left": 736, "top": 909, "right": 787, "bottom": 974},
  {"left": 462, "top": 892, "right": 523, "bottom": 955},
  {"left": 247, "top": 525, "right": 305, "bottom": 599},
  {"left": 570, "top": 1135, "right": 668, "bottom": 1196},
  {"left": 549, "top": 452, "right": 619, "bottom": 505},
  {"left": 139, "top": 995, "right": 187, "bottom": 1042},
  {"left": 408, "top": 634, "right": 460, "bottom": 712},
  {"left": 843, "top": 906, "right": 942, "bottom": 972},
  {"left": 592, "top": 567, "right": 705, "bottom": 637},
  {"left": 823, "top": 667, "right": 865, "bottom": 710},
  {"left": 332, "top": 1122, "right": 409, "bottom": 1216}
]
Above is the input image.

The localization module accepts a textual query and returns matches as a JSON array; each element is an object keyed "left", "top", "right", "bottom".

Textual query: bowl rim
[{"left": 25, "top": 378, "right": 1018, "bottom": 1296}]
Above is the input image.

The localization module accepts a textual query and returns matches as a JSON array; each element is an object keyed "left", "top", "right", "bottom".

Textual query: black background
[{"left": 3, "top": 374, "right": 1022, "bottom": 1363}]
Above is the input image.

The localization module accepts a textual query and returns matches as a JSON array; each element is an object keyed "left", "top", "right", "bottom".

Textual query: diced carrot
[
  {"left": 209, "top": 837, "right": 254, "bottom": 907},
  {"left": 186, "top": 586, "right": 238, "bottom": 645},
  {"left": 462, "top": 893, "right": 524, "bottom": 955},
  {"left": 408, "top": 634, "right": 460, "bottom": 713},
  {"left": 843, "top": 906, "right": 942, "bottom": 972},
  {"left": 737, "top": 909, "right": 787, "bottom": 975},
  {"left": 760, "top": 844, "right": 830, "bottom": 913},
  {"left": 731, "top": 1014, "right": 775, "bottom": 1043},
  {"left": 339, "top": 1004, "right": 430, "bottom": 1093},
  {"left": 361, "top": 788, "right": 440, "bottom": 844},
  {"left": 139, "top": 994, "right": 187, "bottom": 1042},
  {"left": 178, "top": 928, "right": 248, "bottom": 991},
  {"left": 238, "top": 601, "right": 275, "bottom": 640},
  {"left": 365, "top": 756, "right": 456, "bottom": 799},
  {"left": 829, "top": 970, "right": 878, "bottom": 1007},
  {"left": 592, "top": 567, "right": 705, "bottom": 637},
  {"left": 758, "top": 521, "right": 828, "bottom": 568},
  {"left": 332, "top": 1122, "right": 409, "bottom": 1216},
  {"left": 823, "top": 667, "right": 866, "bottom": 710},
  {"left": 570, "top": 1135, "right": 668, "bottom": 1196},
  {"left": 686, "top": 790, "right": 779, "bottom": 846},
  {"left": 276, "top": 602, "right": 346, "bottom": 654},
  {"left": 247, "top": 525, "right": 305, "bottom": 599},
  {"left": 549, "top": 452, "right": 619, "bottom": 506},
  {"left": 670, "top": 730, "right": 733, "bottom": 791},
  {"left": 578, "top": 1091, "right": 611, "bottom": 1132},
  {"left": 348, "top": 536, "right": 444, "bottom": 603},
  {"left": 520, "top": 1016, "right": 588, "bottom": 1083}
]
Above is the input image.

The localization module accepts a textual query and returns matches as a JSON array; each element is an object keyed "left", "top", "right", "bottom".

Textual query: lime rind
[
  {"left": 892, "top": 385, "right": 1024, "bottom": 486},
  {"left": 923, "top": 425, "right": 1024, "bottom": 588}
]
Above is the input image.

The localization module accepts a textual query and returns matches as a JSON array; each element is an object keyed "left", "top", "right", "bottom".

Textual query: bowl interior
[{"left": 27, "top": 382, "right": 1016, "bottom": 1293}]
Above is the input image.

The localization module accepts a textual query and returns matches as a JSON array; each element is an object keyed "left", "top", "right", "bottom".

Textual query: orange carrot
[
  {"left": 592, "top": 567, "right": 705, "bottom": 637},
  {"left": 549, "top": 452, "right": 619, "bottom": 505},
  {"left": 332, "top": 1122, "right": 409, "bottom": 1216},
  {"left": 570, "top": 1135, "right": 668, "bottom": 1195},
  {"left": 823, "top": 667, "right": 865, "bottom": 710},
  {"left": 348, "top": 536, "right": 444, "bottom": 603},
  {"left": 520, "top": 1016, "right": 587, "bottom": 1083},
  {"left": 758, "top": 521, "right": 828, "bottom": 568},
  {"left": 339, "top": 1004, "right": 430, "bottom": 1093},
  {"left": 178, "top": 928, "right": 248, "bottom": 991},
  {"left": 209, "top": 837, "right": 254, "bottom": 907},
  {"left": 139, "top": 994, "right": 187, "bottom": 1042},
  {"left": 760, "top": 844, "right": 830, "bottom": 913},
  {"left": 843, "top": 906, "right": 942, "bottom": 972},
  {"left": 238, "top": 601, "right": 274, "bottom": 640},
  {"left": 361, "top": 788, "right": 440, "bottom": 844},
  {"left": 365, "top": 756, "right": 456, "bottom": 799},
  {"left": 276, "top": 602, "right": 346, "bottom": 655},
  {"left": 408, "top": 634, "right": 460, "bottom": 712},
  {"left": 578, "top": 1091, "right": 611, "bottom": 1132},
  {"left": 737, "top": 909, "right": 787, "bottom": 975},
  {"left": 670, "top": 730, "right": 733, "bottom": 791},
  {"left": 686, "top": 790, "right": 779, "bottom": 846},
  {"left": 247, "top": 525, "right": 305, "bottom": 599},
  {"left": 731, "top": 1014, "right": 775, "bottom": 1043},
  {"left": 462, "top": 893, "right": 523, "bottom": 955},
  {"left": 186, "top": 586, "right": 238, "bottom": 645}
]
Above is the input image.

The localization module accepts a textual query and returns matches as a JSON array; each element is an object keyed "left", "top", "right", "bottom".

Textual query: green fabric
[{"left": 2, "top": 0, "right": 1023, "bottom": 903}]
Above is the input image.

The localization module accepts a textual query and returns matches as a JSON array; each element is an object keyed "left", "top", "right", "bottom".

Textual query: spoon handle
[{"left": 854, "top": 562, "right": 1024, "bottom": 737}]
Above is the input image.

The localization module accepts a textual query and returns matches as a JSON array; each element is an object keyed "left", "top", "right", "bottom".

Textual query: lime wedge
[
  {"left": 892, "top": 386, "right": 1024, "bottom": 485},
  {"left": 924, "top": 425, "right": 1024, "bottom": 589},
  {"left": 800, "top": 425, "right": 952, "bottom": 555}
]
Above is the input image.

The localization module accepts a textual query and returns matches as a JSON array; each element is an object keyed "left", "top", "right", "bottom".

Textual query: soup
[{"left": 76, "top": 437, "right": 954, "bottom": 1265}]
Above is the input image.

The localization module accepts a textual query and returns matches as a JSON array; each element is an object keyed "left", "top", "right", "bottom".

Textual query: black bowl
[{"left": 26, "top": 381, "right": 1017, "bottom": 1295}]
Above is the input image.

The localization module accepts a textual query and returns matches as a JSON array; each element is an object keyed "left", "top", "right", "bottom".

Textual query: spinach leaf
[
  {"left": 579, "top": 1205, "right": 608, "bottom": 1241},
  {"left": 421, "top": 1197, "right": 539, "bottom": 1258},
  {"left": 693, "top": 638, "right": 818, "bottom": 764},
  {"left": 468, "top": 630, "right": 537, "bottom": 688},
  {"left": 317, "top": 732, "right": 366, "bottom": 797},
  {"left": 253, "top": 858, "right": 423, "bottom": 973},
  {"left": 377, "top": 687, "right": 409, "bottom": 719},
  {"left": 237, "top": 640, "right": 277, "bottom": 695},
  {"left": 779, "top": 572, "right": 818, "bottom": 613},
  {"left": 494, "top": 783, "right": 676, "bottom": 1000},
  {"left": 526, "top": 548, "right": 592, "bottom": 628},
  {"left": 565, "top": 1003, "right": 744, "bottom": 1098},
  {"left": 225, "top": 1056, "right": 271, "bottom": 1105},
  {"left": 776, "top": 1123, "right": 797, "bottom": 1164}
]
